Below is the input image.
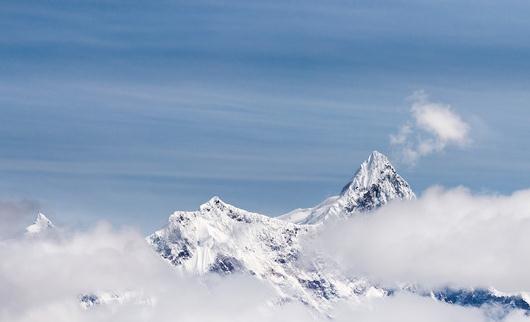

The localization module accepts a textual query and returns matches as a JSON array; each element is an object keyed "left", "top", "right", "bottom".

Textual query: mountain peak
[
  {"left": 280, "top": 150, "right": 415, "bottom": 224},
  {"left": 367, "top": 150, "right": 390, "bottom": 167},
  {"left": 340, "top": 150, "right": 415, "bottom": 212},
  {"left": 199, "top": 196, "right": 228, "bottom": 212},
  {"left": 369, "top": 150, "right": 386, "bottom": 160},
  {"left": 341, "top": 150, "right": 395, "bottom": 195},
  {"left": 25, "top": 212, "right": 55, "bottom": 235}
]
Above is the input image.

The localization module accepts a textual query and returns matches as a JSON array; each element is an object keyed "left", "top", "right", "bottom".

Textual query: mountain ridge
[
  {"left": 145, "top": 151, "right": 413, "bottom": 311},
  {"left": 146, "top": 195, "right": 381, "bottom": 311},
  {"left": 21, "top": 151, "right": 529, "bottom": 318}
]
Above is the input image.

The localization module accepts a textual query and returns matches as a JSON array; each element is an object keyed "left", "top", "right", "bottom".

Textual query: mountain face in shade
[
  {"left": 25, "top": 213, "right": 55, "bottom": 235},
  {"left": 280, "top": 151, "right": 415, "bottom": 224},
  {"left": 147, "top": 196, "right": 385, "bottom": 311}
]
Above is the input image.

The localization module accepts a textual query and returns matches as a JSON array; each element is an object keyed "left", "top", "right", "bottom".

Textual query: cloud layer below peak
[
  {"left": 1, "top": 186, "right": 530, "bottom": 322},
  {"left": 309, "top": 186, "right": 530, "bottom": 292}
]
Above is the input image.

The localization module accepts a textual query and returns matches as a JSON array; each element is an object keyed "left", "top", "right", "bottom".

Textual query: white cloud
[
  {"left": 0, "top": 217, "right": 517, "bottom": 322},
  {"left": 308, "top": 186, "right": 530, "bottom": 292},
  {"left": 391, "top": 91, "right": 471, "bottom": 164},
  {"left": 0, "top": 223, "right": 312, "bottom": 322}
]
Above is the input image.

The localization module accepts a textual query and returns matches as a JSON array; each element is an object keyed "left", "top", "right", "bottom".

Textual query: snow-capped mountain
[
  {"left": 145, "top": 152, "right": 413, "bottom": 311},
  {"left": 25, "top": 213, "right": 55, "bottom": 236},
  {"left": 73, "top": 150, "right": 529, "bottom": 317},
  {"left": 147, "top": 196, "right": 384, "bottom": 311},
  {"left": 280, "top": 151, "right": 415, "bottom": 224},
  {"left": 145, "top": 151, "right": 529, "bottom": 316}
]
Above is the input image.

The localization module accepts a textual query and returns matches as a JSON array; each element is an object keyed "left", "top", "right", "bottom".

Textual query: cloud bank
[
  {"left": 0, "top": 224, "right": 312, "bottom": 322},
  {"left": 391, "top": 91, "right": 471, "bottom": 164},
  {"left": 1, "top": 186, "right": 530, "bottom": 322},
  {"left": 308, "top": 186, "right": 530, "bottom": 292}
]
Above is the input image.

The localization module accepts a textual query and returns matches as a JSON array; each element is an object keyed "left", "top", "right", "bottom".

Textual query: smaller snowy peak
[
  {"left": 147, "top": 198, "right": 372, "bottom": 311},
  {"left": 149, "top": 196, "right": 308, "bottom": 271},
  {"left": 25, "top": 212, "right": 55, "bottom": 235}
]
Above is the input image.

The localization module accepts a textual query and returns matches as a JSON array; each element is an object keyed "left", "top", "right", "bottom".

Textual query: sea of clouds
[{"left": 1, "top": 186, "right": 529, "bottom": 322}]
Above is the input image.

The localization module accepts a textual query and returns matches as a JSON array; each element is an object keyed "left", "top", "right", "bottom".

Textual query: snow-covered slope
[
  {"left": 280, "top": 151, "right": 415, "bottom": 224},
  {"left": 145, "top": 151, "right": 413, "bottom": 311},
  {"left": 147, "top": 196, "right": 384, "bottom": 311},
  {"left": 25, "top": 213, "right": 55, "bottom": 236}
]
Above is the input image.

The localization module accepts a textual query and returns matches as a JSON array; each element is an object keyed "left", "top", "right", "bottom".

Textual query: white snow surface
[
  {"left": 25, "top": 213, "right": 55, "bottom": 235},
  {"left": 147, "top": 196, "right": 382, "bottom": 311},
  {"left": 279, "top": 151, "right": 415, "bottom": 224},
  {"left": 145, "top": 152, "right": 409, "bottom": 311}
]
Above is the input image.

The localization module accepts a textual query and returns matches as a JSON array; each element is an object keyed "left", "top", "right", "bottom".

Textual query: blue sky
[{"left": 1, "top": 0, "right": 530, "bottom": 232}]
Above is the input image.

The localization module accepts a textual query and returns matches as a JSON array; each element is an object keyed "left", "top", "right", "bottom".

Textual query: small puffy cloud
[
  {"left": 391, "top": 91, "right": 471, "bottom": 164},
  {"left": 308, "top": 186, "right": 530, "bottom": 292}
]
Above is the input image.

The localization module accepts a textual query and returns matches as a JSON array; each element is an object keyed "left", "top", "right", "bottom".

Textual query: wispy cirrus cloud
[{"left": 391, "top": 91, "right": 471, "bottom": 165}]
